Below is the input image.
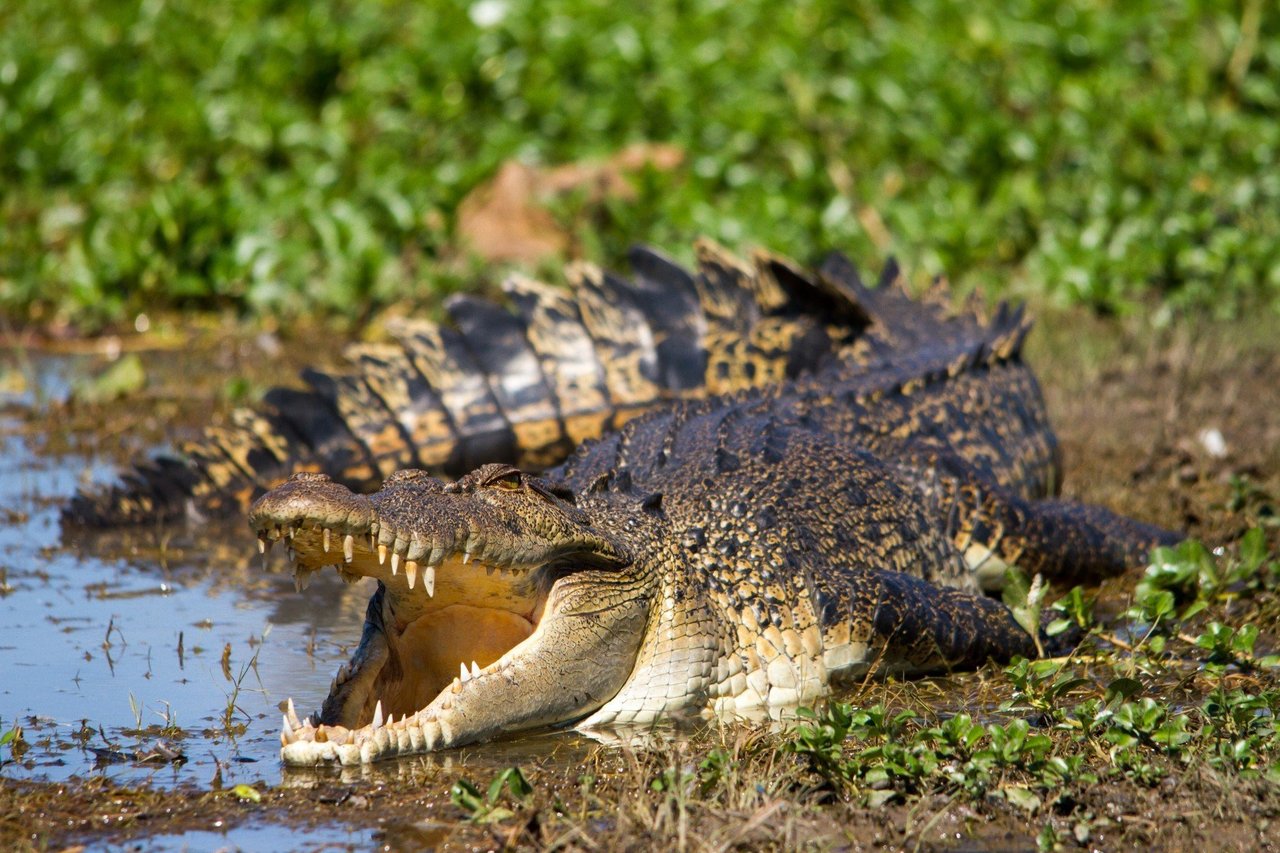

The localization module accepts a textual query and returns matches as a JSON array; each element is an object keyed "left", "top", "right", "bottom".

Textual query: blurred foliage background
[{"left": 1, "top": 0, "right": 1277, "bottom": 330}]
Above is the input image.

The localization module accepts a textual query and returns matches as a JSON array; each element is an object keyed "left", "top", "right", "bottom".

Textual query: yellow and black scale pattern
[
  {"left": 65, "top": 240, "right": 1000, "bottom": 527},
  {"left": 539, "top": 295, "right": 1179, "bottom": 723}
]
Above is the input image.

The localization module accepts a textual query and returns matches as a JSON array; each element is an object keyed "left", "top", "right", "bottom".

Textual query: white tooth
[
  {"left": 344, "top": 534, "right": 355, "bottom": 563},
  {"left": 405, "top": 560, "right": 417, "bottom": 590},
  {"left": 424, "top": 565, "right": 435, "bottom": 597},
  {"left": 282, "top": 713, "right": 293, "bottom": 735},
  {"left": 463, "top": 551, "right": 472, "bottom": 565},
  {"left": 258, "top": 538, "right": 267, "bottom": 554},
  {"left": 287, "top": 525, "right": 296, "bottom": 540},
  {"left": 470, "top": 661, "right": 481, "bottom": 679},
  {"left": 390, "top": 552, "right": 400, "bottom": 576},
  {"left": 459, "top": 662, "right": 470, "bottom": 683},
  {"left": 378, "top": 544, "right": 387, "bottom": 565},
  {"left": 372, "top": 699, "right": 384, "bottom": 730},
  {"left": 287, "top": 698, "right": 302, "bottom": 730},
  {"left": 322, "top": 527, "right": 331, "bottom": 552},
  {"left": 281, "top": 716, "right": 295, "bottom": 746},
  {"left": 386, "top": 713, "right": 395, "bottom": 727}
]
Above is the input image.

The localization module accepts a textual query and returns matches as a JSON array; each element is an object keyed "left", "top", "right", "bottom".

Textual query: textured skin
[
  {"left": 64, "top": 241, "right": 995, "bottom": 527},
  {"left": 249, "top": 288, "right": 1178, "bottom": 764}
]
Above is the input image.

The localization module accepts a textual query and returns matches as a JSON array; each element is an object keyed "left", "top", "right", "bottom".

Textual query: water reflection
[{"left": 0, "top": 356, "right": 381, "bottom": 788}]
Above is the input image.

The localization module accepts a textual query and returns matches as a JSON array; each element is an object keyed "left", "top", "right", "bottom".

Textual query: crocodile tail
[{"left": 63, "top": 243, "right": 880, "bottom": 527}]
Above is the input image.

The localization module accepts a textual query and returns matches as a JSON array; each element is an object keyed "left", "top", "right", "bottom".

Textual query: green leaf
[
  {"left": 865, "top": 789, "right": 897, "bottom": 808},
  {"left": 231, "top": 784, "right": 261, "bottom": 802},
  {"left": 1239, "top": 527, "right": 1268, "bottom": 572},
  {"left": 999, "top": 785, "right": 1041, "bottom": 813},
  {"left": 1003, "top": 568, "right": 1047, "bottom": 653},
  {"left": 74, "top": 354, "right": 147, "bottom": 404},
  {"left": 450, "top": 779, "right": 484, "bottom": 813},
  {"left": 1104, "top": 678, "right": 1143, "bottom": 705}
]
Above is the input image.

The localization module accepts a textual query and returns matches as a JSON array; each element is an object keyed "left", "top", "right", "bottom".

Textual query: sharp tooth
[
  {"left": 470, "top": 661, "right": 481, "bottom": 679},
  {"left": 390, "top": 551, "right": 400, "bottom": 576},
  {"left": 372, "top": 700, "right": 384, "bottom": 730},
  {"left": 258, "top": 538, "right": 267, "bottom": 555},
  {"left": 286, "top": 525, "right": 296, "bottom": 540},
  {"left": 322, "top": 527, "right": 331, "bottom": 552},
  {"left": 462, "top": 551, "right": 472, "bottom": 565},
  {"left": 424, "top": 565, "right": 435, "bottom": 597},
  {"left": 378, "top": 544, "right": 388, "bottom": 565},
  {"left": 281, "top": 715, "right": 295, "bottom": 745},
  {"left": 404, "top": 560, "right": 417, "bottom": 590},
  {"left": 386, "top": 713, "right": 395, "bottom": 727},
  {"left": 344, "top": 534, "right": 355, "bottom": 563},
  {"left": 287, "top": 698, "right": 302, "bottom": 730},
  {"left": 459, "top": 662, "right": 470, "bottom": 683}
]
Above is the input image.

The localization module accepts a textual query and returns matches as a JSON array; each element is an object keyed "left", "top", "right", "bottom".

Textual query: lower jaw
[{"left": 320, "top": 600, "right": 539, "bottom": 729}]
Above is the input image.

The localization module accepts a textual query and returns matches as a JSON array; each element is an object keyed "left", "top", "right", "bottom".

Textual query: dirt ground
[{"left": 2, "top": 301, "right": 1279, "bottom": 851}]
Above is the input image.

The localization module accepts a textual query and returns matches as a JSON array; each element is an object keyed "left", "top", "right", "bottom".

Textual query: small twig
[{"left": 1228, "top": 0, "right": 1262, "bottom": 88}]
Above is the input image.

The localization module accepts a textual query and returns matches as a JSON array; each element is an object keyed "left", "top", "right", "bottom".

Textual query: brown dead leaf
[{"left": 457, "top": 143, "right": 683, "bottom": 265}]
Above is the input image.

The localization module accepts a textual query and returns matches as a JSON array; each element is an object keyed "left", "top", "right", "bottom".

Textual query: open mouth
[
  {"left": 254, "top": 491, "right": 557, "bottom": 764},
  {"left": 248, "top": 467, "right": 637, "bottom": 764}
]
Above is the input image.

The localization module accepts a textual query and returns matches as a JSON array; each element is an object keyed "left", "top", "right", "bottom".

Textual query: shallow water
[
  {"left": 97, "top": 821, "right": 375, "bottom": 852},
  {"left": 0, "top": 353, "right": 603, "bottom": 796}
]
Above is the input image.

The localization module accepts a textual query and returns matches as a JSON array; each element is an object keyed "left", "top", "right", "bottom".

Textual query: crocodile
[
  {"left": 64, "top": 242, "right": 1001, "bottom": 528},
  {"left": 250, "top": 288, "right": 1178, "bottom": 765}
]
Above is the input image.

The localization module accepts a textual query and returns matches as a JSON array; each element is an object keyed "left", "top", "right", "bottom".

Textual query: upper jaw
[{"left": 248, "top": 470, "right": 629, "bottom": 597}]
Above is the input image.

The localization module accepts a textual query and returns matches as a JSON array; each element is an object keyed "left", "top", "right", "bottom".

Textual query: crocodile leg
[
  {"left": 953, "top": 488, "right": 1182, "bottom": 590},
  {"left": 816, "top": 568, "right": 1043, "bottom": 683},
  {"left": 894, "top": 441, "right": 1179, "bottom": 590}
]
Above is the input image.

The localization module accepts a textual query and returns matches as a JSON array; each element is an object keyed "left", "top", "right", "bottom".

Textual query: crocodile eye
[{"left": 492, "top": 472, "right": 522, "bottom": 491}]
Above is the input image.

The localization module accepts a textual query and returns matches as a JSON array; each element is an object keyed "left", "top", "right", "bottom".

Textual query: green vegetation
[
  {"left": 451, "top": 766, "right": 535, "bottom": 823},
  {"left": 777, "top": 528, "right": 1280, "bottom": 812},
  {"left": 2, "top": 0, "right": 1277, "bottom": 328}
]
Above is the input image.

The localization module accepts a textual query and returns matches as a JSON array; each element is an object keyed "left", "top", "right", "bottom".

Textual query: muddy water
[{"left": 0, "top": 353, "right": 602, "bottom": 798}]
